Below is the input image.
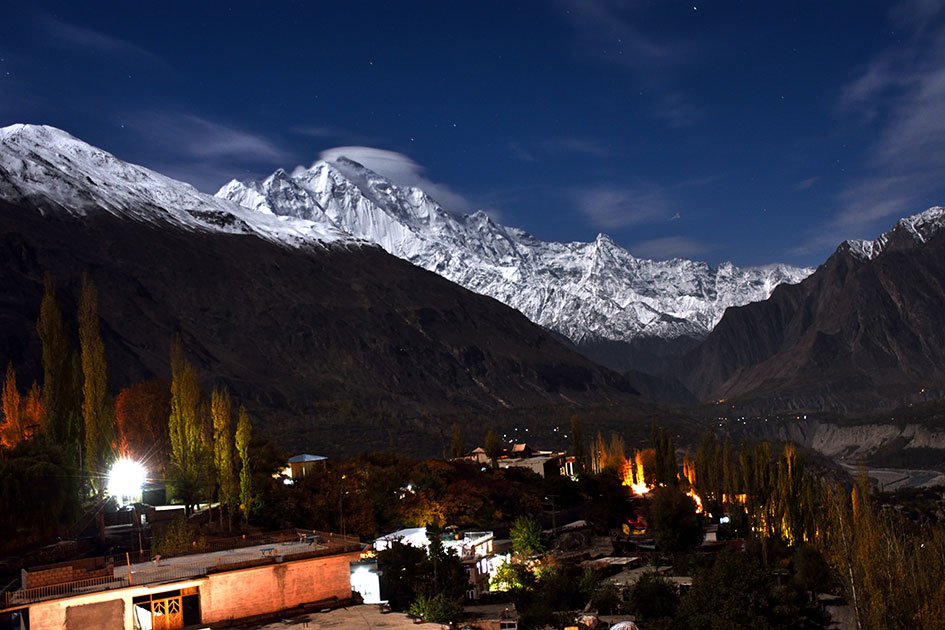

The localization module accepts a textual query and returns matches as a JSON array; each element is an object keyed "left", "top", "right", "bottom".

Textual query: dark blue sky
[{"left": 3, "top": 1, "right": 945, "bottom": 266}]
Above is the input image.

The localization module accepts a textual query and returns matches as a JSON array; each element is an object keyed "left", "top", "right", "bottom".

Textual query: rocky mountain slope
[
  {"left": 676, "top": 207, "right": 945, "bottom": 412},
  {"left": 0, "top": 124, "right": 638, "bottom": 451},
  {"left": 218, "top": 158, "right": 811, "bottom": 372}
]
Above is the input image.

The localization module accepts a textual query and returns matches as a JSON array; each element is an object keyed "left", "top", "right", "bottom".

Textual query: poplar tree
[
  {"left": 483, "top": 428, "right": 501, "bottom": 468},
  {"left": 37, "top": 275, "right": 72, "bottom": 446},
  {"left": 235, "top": 405, "right": 253, "bottom": 521},
  {"left": 448, "top": 423, "right": 465, "bottom": 459},
  {"left": 211, "top": 386, "right": 238, "bottom": 531},
  {"left": 1, "top": 362, "right": 21, "bottom": 448},
  {"left": 23, "top": 381, "right": 44, "bottom": 437},
  {"left": 651, "top": 424, "right": 677, "bottom": 486},
  {"left": 79, "top": 274, "right": 113, "bottom": 492},
  {"left": 570, "top": 415, "right": 585, "bottom": 475},
  {"left": 168, "top": 336, "right": 205, "bottom": 512}
]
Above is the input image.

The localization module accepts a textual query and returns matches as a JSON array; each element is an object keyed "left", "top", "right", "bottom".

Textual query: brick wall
[
  {"left": 200, "top": 551, "right": 358, "bottom": 624},
  {"left": 23, "top": 557, "right": 115, "bottom": 588}
]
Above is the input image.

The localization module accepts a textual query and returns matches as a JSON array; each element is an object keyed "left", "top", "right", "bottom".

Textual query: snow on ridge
[
  {"left": 843, "top": 206, "right": 945, "bottom": 261},
  {"left": 219, "top": 157, "right": 815, "bottom": 345},
  {"left": 0, "top": 124, "right": 357, "bottom": 247}
]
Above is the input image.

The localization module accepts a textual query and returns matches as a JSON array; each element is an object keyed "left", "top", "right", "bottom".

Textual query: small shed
[{"left": 287, "top": 454, "right": 328, "bottom": 479}]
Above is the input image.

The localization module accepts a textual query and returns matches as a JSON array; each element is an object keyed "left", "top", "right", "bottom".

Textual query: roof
[
  {"left": 288, "top": 454, "right": 328, "bottom": 463},
  {"left": 375, "top": 527, "right": 426, "bottom": 542}
]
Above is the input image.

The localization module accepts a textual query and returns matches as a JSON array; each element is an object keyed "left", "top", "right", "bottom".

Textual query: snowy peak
[
  {"left": 218, "top": 155, "right": 813, "bottom": 353},
  {"left": 843, "top": 206, "right": 945, "bottom": 260},
  {"left": 0, "top": 124, "right": 356, "bottom": 247}
]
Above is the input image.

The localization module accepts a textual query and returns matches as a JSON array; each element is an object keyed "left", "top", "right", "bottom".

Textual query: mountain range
[
  {"left": 217, "top": 161, "right": 812, "bottom": 373},
  {"left": 3, "top": 123, "right": 945, "bottom": 432},
  {"left": 0, "top": 124, "right": 639, "bottom": 453}
]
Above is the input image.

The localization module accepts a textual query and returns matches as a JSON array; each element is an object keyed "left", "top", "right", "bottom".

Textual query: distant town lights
[{"left": 107, "top": 458, "right": 147, "bottom": 503}]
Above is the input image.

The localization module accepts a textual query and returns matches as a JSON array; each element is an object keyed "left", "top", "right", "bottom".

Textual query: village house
[
  {"left": 0, "top": 530, "right": 360, "bottom": 630},
  {"left": 370, "top": 527, "right": 505, "bottom": 601}
]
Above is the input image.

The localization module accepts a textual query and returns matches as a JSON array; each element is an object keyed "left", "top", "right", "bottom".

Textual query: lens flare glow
[{"left": 107, "top": 458, "right": 147, "bottom": 503}]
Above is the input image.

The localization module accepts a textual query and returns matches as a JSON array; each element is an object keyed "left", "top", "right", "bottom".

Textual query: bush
[
  {"left": 152, "top": 517, "right": 206, "bottom": 557},
  {"left": 409, "top": 592, "right": 463, "bottom": 623},
  {"left": 628, "top": 571, "right": 679, "bottom": 622}
]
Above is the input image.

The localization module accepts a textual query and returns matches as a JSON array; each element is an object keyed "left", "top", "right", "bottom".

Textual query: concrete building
[
  {"left": 371, "top": 528, "right": 501, "bottom": 601},
  {"left": 1, "top": 532, "right": 360, "bottom": 630}
]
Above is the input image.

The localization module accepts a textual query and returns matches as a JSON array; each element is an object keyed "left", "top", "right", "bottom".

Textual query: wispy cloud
[
  {"left": 44, "top": 17, "right": 170, "bottom": 69},
  {"left": 127, "top": 112, "right": 292, "bottom": 192},
  {"left": 629, "top": 236, "right": 709, "bottom": 260},
  {"left": 572, "top": 184, "right": 675, "bottom": 229},
  {"left": 795, "top": 177, "right": 819, "bottom": 190},
  {"left": 318, "top": 146, "right": 475, "bottom": 214},
  {"left": 796, "top": 1, "right": 945, "bottom": 255},
  {"left": 555, "top": 0, "right": 701, "bottom": 126},
  {"left": 509, "top": 136, "right": 615, "bottom": 162},
  {"left": 290, "top": 124, "right": 378, "bottom": 146},
  {"left": 556, "top": 0, "right": 681, "bottom": 69}
]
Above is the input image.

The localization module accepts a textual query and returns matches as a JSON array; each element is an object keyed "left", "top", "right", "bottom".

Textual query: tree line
[{"left": 0, "top": 273, "right": 256, "bottom": 536}]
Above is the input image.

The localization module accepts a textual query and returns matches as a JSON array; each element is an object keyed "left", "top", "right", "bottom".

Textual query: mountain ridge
[
  {"left": 0, "top": 124, "right": 641, "bottom": 453},
  {"left": 217, "top": 153, "right": 813, "bottom": 372},
  {"left": 675, "top": 207, "right": 945, "bottom": 412}
]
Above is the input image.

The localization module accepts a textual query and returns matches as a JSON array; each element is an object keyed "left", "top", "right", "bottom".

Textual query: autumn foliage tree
[
  {"left": 1, "top": 362, "right": 22, "bottom": 448},
  {"left": 23, "top": 381, "right": 44, "bottom": 437},
  {"left": 114, "top": 378, "right": 170, "bottom": 466}
]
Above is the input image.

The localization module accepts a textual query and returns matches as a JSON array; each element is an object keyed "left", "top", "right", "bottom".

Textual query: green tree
[
  {"left": 490, "top": 560, "right": 533, "bottom": 592},
  {"left": 448, "top": 423, "right": 465, "bottom": 459},
  {"left": 79, "top": 274, "right": 114, "bottom": 493},
  {"left": 510, "top": 514, "right": 546, "bottom": 558},
  {"left": 0, "top": 438, "right": 81, "bottom": 538},
  {"left": 483, "top": 427, "right": 501, "bottom": 468},
  {"left": 675, "top": 550, "right": 816, "bottom": 628},
  {"left": 377, "top": 541, "right": 428, "bottom": 610},
  {"left": 645, "top": 486, "right": 703, "bottom": 556},
  {"left": 408, "top": 592, "right": 463, "bottom": 624},
  {"left": 168, "top": 337, "right": 205, "bottom": 512},
  {"left": 211, "top": 386, "right": 238, "bottom": 531},
  {"left": 235, "top": 404, "right": 253, "bottom": 520},
  {"left": 628, "top": 571, "right": 680, "bottom": 623},
  {"left": 36, "top": 275, "right": 74, "bottom": 450}
]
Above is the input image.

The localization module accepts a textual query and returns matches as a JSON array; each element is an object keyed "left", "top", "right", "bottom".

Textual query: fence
[{"left": 5, "top": 558, "right": 210, "bottom": 608}]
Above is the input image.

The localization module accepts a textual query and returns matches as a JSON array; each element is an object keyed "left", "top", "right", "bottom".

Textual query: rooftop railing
[{"left": 3, "top": 530, "right": 362, "bottom": 609}]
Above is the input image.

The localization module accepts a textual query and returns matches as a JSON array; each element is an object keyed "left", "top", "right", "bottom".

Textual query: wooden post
[{"left": 126, "top": 552, "right": 133, "bottom": 586}]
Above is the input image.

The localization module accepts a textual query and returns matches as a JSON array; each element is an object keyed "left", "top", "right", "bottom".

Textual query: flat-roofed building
[{"left": 1, "top": 531, "right": 360, "bottom": 630}]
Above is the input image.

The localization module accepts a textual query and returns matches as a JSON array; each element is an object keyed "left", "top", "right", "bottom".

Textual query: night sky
[{"left": 3, "top": 1, "right": 944, "bottom": 266}]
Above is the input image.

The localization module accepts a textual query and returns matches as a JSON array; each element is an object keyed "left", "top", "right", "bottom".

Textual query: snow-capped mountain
[
  {"left": 0, "top": 124, "right": 812, "bottom": 374},
  {"left": 843, "top": 206, "right": 945, "bottom": 260},
  {"left": 0, "top": 124, "right": 356, "bottom": 247},
  {"left": 219, "top": 156, "right": 813, "bottom": 367}
]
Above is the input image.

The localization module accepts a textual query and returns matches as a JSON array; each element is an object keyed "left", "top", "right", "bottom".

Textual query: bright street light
[{"left": 107, "top": 458, "right": 147, "bottom": 504}]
